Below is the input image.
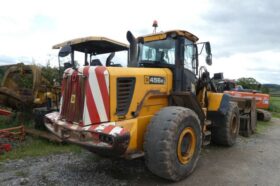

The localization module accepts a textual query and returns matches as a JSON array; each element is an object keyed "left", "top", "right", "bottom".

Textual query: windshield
[{"left": 138, "top": 37, "right": 175, "bottom": 65}]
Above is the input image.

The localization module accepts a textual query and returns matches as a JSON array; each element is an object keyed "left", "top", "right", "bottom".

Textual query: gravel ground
[{"left": 1, "top": 118, "right": 280, "bottom": 186}]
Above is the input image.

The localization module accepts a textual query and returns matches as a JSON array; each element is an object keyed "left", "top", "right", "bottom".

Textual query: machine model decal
[{"left": 144, "top": 76, "right": 165, "bottom": 85}]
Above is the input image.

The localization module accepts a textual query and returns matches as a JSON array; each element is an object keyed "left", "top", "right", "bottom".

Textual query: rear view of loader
[{"left": 44, "top": 28, "right": 257, "bottom": 181}]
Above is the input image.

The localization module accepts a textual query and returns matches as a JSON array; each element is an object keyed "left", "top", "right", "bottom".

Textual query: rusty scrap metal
[{"left": 0, "top": 109, "right": 25, "bottom": 154}]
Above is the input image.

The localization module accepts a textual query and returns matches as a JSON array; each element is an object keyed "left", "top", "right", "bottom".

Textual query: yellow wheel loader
[
  {"left": 45, "top": 31, "right": 256, "bottom": 181},
  {"left": 0, "top": 63, "right": 60, "bottom": 111},
  {"left": 0, "top": 63, "right": 62, "bottom": 136}
]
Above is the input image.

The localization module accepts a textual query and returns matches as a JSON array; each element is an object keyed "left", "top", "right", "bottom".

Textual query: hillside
[{"left": 263, "top": 84, "right": 280, "bottom": 95}]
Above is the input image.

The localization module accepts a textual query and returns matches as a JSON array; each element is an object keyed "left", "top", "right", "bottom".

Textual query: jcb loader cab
[{"left": 45, "top": 31, "right": 250, "bottom": 181}]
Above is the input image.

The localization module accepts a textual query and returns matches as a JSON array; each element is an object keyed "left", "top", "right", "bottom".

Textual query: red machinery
[
  {"left": 0, "top": 109, "right": 25, "bottom": 154},
  {"left": 213, "top": 73, "right": 271, "bottom": 121}
]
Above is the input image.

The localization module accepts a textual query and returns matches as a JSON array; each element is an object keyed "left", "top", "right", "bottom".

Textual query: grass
[
  {"left": 256, "top": 121, "right": 272, "bottom": 134},
  {"left": 0, "top": 113, "right": 82, "bottom": 162},
  {"left": 0, "top": 136, "right": 82, "bottom": 161},
  {"left": 272, "top": 112, "right": 280, "bottom": 118},
  {"left": 269, "top": 96, "right": 280, "bottom": 113}
]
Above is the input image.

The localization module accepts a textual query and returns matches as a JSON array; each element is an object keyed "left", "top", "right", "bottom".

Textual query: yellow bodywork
[
  {"left": 105, "top": 67, "right": 225, "bottom": 154},
  {"left": 207, "top": 92, "right": 225, "bottom": 112},
  {"left": 139, "top": 30, "right": 199, "bottom": 42},
  {"left": 107, "top": 67, "right": 172, "bottom": 153},
  {"left": 143, "top": 34, "right": 167, "bottom": 42}
]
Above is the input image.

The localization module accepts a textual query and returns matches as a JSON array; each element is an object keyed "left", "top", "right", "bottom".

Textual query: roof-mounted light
[{"left": 152, "top": 20, "right": 158, "bottom": 33}]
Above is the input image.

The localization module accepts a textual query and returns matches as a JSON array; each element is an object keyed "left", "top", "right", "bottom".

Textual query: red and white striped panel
[
  {"left": 46, "top": 112, "right": 127, "bottom": 137},
  {"left": 84, "top": 122, "right": 127, "bottom": 137},
  {"left": 59, "top": 68, "right": 76, "bottom": 113},
  {"left": 83, "top": 66, "right": 110, "bottom": 125}
]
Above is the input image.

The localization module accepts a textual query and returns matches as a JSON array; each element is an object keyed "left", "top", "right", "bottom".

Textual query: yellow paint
[
  {"left": 107, "top": 67, "right": 172, "bottom": 121},
  {"left": 34, "top": 91, "right": 57, "bottom": 105},
  {"left": 116, "top": 115, "right": 152, "bottom": 153},
  {"left": 177, "top": 127, "right": 196, "bottom": 164},
  {"left": 143, "top": 34, "right": 167, "bottom": 42},
  {"left": 107, "top": 67, "right": 172, "bottom": 153},
  {"left": 207, "top": 92, "right": 224, "bottom": 111},
  {"left": 196, "top": 87, "right": 207, "bottom": 108},
  {"left": 139, "top": 30, "right": 199, "bottom": 42}
]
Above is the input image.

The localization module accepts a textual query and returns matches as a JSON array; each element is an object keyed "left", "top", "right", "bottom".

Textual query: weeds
[
  {"left": 0, "top": 136, "right": 82, "bottom": 161},
  {"left": 256, "top": 121, "right": 272, "bottom": 134},
  {"left": 1, "top": 113, "right": 82, "bottom": 162}
]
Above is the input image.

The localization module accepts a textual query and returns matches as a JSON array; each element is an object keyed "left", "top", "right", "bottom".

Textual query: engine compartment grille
[{"left": 116, "top": 78, "right": 135, "bottom": 116}]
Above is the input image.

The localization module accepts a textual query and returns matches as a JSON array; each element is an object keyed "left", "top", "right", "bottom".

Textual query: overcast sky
[{"left": 0, "top": 0, "right": 279, "bottom": 84}]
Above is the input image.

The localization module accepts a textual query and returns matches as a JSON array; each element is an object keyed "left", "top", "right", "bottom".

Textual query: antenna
[{"left": 152, "top": 20, "right": 158, "bottom": 33}]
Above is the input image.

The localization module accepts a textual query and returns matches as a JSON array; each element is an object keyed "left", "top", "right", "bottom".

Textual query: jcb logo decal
[
  {"left": 144, "top": 76, "right": 165, "bottom": 84},
  {"left": 144, "top": 76, "right": 150, "bottom": 84}
]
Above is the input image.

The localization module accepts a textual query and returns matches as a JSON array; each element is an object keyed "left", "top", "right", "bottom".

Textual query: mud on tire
[
  {"left": 144, "top": 106, "right": 202, "bottom": 181},
  {"left": 211, "top": 102, "right": 240, "bottom": 146}
]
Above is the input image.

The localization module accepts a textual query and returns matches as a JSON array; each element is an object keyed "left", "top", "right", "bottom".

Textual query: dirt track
[{"left": 1, "top": 118, "right": 280, "bottom": 186}]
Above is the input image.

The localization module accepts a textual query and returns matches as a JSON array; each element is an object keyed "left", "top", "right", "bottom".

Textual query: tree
[
  {"left": 236, "top": 77, "right": 261, "bottom": 90},
  {"left": 236, "top": 77, "right": 269, "bottom": 93},
  {"left": 41, "top": 62, "right": 60, "bottom": 86},
  {"left": 260, "top": 86, "right": 270, "bottom": 94}
]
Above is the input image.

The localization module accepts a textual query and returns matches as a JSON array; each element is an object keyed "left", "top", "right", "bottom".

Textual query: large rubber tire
[
  {"left": 211, "top": 102, "right": 240, "bottom": 146},
  {"left": 144, "top": 106, "right": 202, "bottom": 181},
  {"left": 257, "top": 109, "right": 271, "bottom": 122}
]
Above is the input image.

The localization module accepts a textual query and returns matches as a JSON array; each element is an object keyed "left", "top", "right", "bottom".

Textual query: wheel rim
[
  {"left": 177, "top": 127, "right": 196, "bottom": 164},
  {"left": 231, "top": 115, "right": 237, "bottom": 135}
]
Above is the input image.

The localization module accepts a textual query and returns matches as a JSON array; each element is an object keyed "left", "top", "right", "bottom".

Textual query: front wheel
[{"left": 144, "top": 106, "right": 202, "bottom": 181}]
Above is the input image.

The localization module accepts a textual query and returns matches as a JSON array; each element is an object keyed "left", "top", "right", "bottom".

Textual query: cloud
[
  {"left": 0, "top": 55, "right": 17, "bottom": 65},
  {"left": 199, "top": 0, "right": 280, "bottom": 56},
  {"left": 207, "top": 50, "right": 280, "bottom": 84},
  {"left": 0, "top": 0, "right": 278, "bottom": 84}
]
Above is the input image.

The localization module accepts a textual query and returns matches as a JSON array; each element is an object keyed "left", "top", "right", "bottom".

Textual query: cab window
[
  {"left": 138, "top": 37, "right": 176, "bottom": 65},
  {"left": 184, "top": 39, "right": 196, "bottom": 72}
]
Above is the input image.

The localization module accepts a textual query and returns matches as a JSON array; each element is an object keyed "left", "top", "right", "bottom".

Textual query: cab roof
[
  {"left": 52, "top": 36, "right": 129, "bottom": 54},
  {"left": 138, "top": 30, "right": 199, "bottom": 43}
]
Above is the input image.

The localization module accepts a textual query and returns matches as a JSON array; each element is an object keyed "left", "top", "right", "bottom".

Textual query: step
[
  {"left": 203, "top": 130, "right": 211, "bottom": 146},
  {"left": 205, "top": 120, "right": 211, "bottom": 126}
]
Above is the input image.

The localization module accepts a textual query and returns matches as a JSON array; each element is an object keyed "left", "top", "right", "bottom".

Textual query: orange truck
[
  {"left": 225, "top": 90, "right": 269, "bottom": 109},
  {"left": 213, "top": 74, "right": 271, "bottom": 121}
]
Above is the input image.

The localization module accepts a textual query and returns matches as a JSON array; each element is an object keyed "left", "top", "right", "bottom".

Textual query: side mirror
[
  {"left": 205, "top": 42, "right": 211, "bottom": 55},
  {"left": 59, "top": 45, "right": 72, "bottom": 57},
  {"left": 206, "top": 54, "right": 212, "bottom": 65},
  {"left": 205, "top": 42, "right": 212, "bottom": 65}
]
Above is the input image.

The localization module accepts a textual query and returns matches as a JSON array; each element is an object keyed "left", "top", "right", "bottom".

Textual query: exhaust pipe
[{"left": 126, "top": 31, "right": 138, "bottom": 67}]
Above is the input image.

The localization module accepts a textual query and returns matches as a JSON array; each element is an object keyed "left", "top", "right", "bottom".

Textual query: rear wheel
[
  {"left": 144, "top": 106, "right": 202, "bottom": 181},
  {"left": 211, "top": 102, "right": 240, "bottom": 146},
  {"left": 257, "top": 109, "right": 271, "bottom": 122}
]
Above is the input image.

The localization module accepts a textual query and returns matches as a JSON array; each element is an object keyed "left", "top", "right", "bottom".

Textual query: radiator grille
[{"left": 116, "top": 78, "right": 135, "bottom": 116}]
